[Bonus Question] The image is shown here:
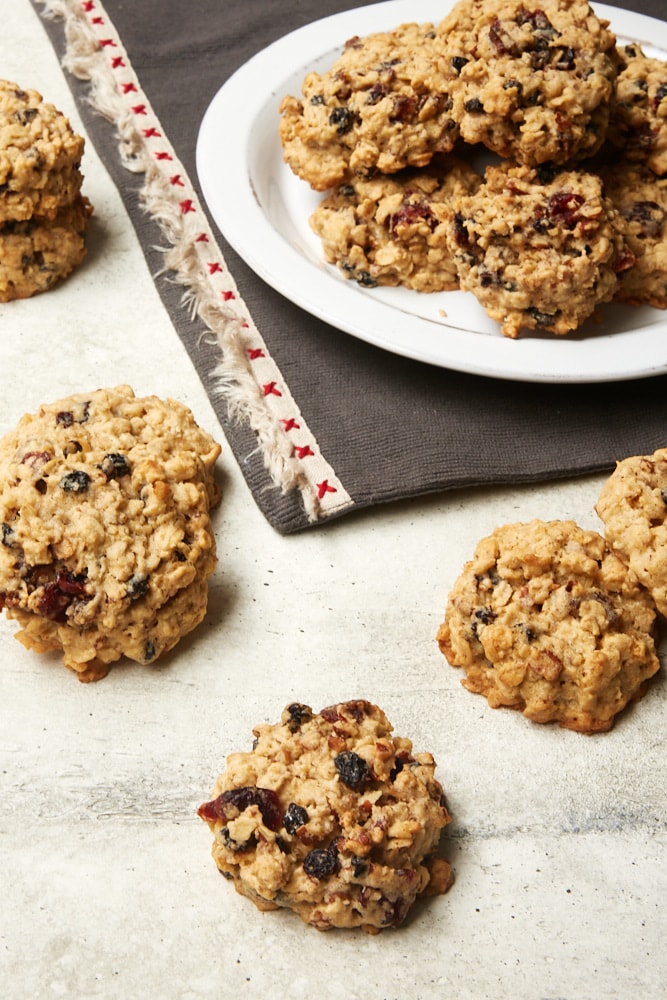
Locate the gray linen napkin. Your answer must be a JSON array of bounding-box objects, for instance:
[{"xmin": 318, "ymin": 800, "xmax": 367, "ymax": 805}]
[{"xmin": 34, "ymin": 0, "xmax": 667, "ymax": 532}]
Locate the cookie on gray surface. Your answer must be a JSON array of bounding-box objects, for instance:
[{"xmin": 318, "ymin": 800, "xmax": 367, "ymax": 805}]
[
  {"xmin": 0, "ymin": 385, "xmax": 221, "ymax": 681},
  {"xmin": 447, "ymin": 161, "xmax": 628, "ymax": 337},
  {"xmin": 596, "ymin": 448, "xmax": 667, "ymax": 616},
  {"xmin": 198, "ymin": 700, "xmax": 453, "ymax": 932},
  {"xmin": 309, "ymin": 155, "xmax": 480, "ymax": 291},
  {"xmin": 437, "ymin": 519, "xmax": 660, "ymax": 733},
  {"xmin": 279, "ymin": 22, "xmax": 459, "ymax": 191},
  {"xmin": 437, "ymin": 0, "xmax": 618, "ymax": 166}
]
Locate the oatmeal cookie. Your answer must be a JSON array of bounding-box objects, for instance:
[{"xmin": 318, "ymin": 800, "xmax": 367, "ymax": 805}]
[
  {"xmin": 437, "ymin": 0, "xmax": 617, "ymax": 165},
  {"xmin": 607, "ymin": 44, "xmax": 667, "ymax": 177},
  {"xmin": 596, "ymin": 448, "xmax": 667, "ymax": 616},
  {"xmin": 309, "ymin": 155, "xmax": 480, "ymax": 291},
  {"xmin": 0, "ymin": 80, "xmax": 85, "ymax": 221},
  {"xmin": 279, "ymin": 22, "xmax": 459, "ymax": 191},
  {"xmin": 0, "ymin": 386, "xmax": 221, "ymax": 681},
  {"xmin": 0, "ymin": 194, "xmax": 93, "ymax": 301},
  {"xmin": 437, "ymin": 520, "xmax": 659, "ymax": 733},
  {"xmin": 447, "ymin": 161, "xmax": 627, "ymax": 337},
  {"xmin": 198, "ymin": 700, "xmax": 453, "ymax": 932},
  {"xmin": 598, "ymin": 159, "xmax": 667, "ymax": 308}
]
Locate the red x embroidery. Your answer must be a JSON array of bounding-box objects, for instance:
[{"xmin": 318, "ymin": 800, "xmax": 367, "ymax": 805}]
[
  {"xmin": 100, "ymin": 38, "xmax": 116, "ymax": 47},
  {"xmin": 196, "ymin": 233, "xmax": 209, "ymax": 242},
  {"xmin": 82, "ymin": 1, "xmax": 95, "ymax": 11},
  {"xmin": 295, "ymin": 445, "xmax": 314, "ymax": 459},
  {"xmin": 207, "ymin": 262, "xmax": 222, "ymax": 274},
  {"xmin": 121, "ymin": 82, "xmax": 137, "ymax": 94},
  {"xmin": 111, "ymin": 56, "xmax": 125, "ymax": 68},
  {"xmin": 179, "ymin": 199, "xmax": 195, "ymax": 214},
  {"xmin": 262, "ymin": 382, "xmax": 282, "ymax": 397},
  {"xmin": 222, "ymin": 290, "xmax": 235, "ymax": 301},
  {"xmin": 248, "ymin": 348, "xmax": 264, "ymax": 360},
  {"xmin": 143, "ymin": 127, "xmax": 160, "ymax": 138},
  {"xmin": 170, "ymin": 174, "xmax": 184, "ymax": 187},
  {"xmin": 281, "ymin": 418, "xmax": 300, "ymax": 431},
  {"xmin": 317, "ymin": 480, "xmax": 337, "ymax": 498},
  {"xmin": 92, "ymin": 16, "xmax": 104, "ymax": 24},
  {"xmin": 131, "ymin": 104, "xmax": 147, "ymax": 116}
]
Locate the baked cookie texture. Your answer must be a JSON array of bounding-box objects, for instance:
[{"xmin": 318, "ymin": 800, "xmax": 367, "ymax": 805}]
[
  {"xmin": 309, "ymin": 155, "xmax": 481, "ymax": 291},
  {"xmin": 0, "ymin": 79, "xmax": 93, "ymax": 300},
  {"xmin": 447, "ymin": 161, "xmax": 627, "ymax": 337},
  {"xmin": 596, "ymin": 449, "xmax": 667, "ymax": 617},
  {"xmin": 437, "ymin": 0, "xmax": 618, "ymax": 166},
  {"xmin": 279, "ymin": 22, "xmax": 459, "ymax": 191},
  {"xmin": 0, "ymin": 80, "xmax": 85, "ymax": 222},
  {"xmin": 607, "ymin": 44, "xmax": 667, "ymax": 178},
  {"xmin": 0, "ymin": 385, "xmax": 221, "ymax": 681},
  {"xmin": 0, "ymin": 194, "xmax": 93, "ymax": 302},
  {"xmin": 598, "ymin": 159, "xmax": 667, "ymax": 308},
  {"xmin": 198, "ymin": 700, "xmax": 453, "ymax": 932},
  {"xmin": 437, "ymin": 520, "xmax": 660, "ymax": 733}
]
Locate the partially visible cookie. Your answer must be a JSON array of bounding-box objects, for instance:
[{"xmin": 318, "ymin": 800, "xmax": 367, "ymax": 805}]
[
  {"xmin": 437, "ymin": 520, "xmax": 660, "ymax": 733},
  {"xmin": 447, "ymin": 161, "xmax": 627, "ymax": 337},
  {"xmin": 309, "ymin": 155, "xmax": 480, "ymax": 291},
  {"xmin": 596, "ymin": 449, "xmax": 667, "ymax": 616},
  {"xmin": 607, "ymin": 44, "xmax": 667, "ymax": 177},
  {"xmin": 0, "ymin": 194, "xmax": 93, "ymax": 301},
  {"xmin": 198, "ymin": 700, "xmax": 453, "ymax": 932},
  {"xmin": 437, "ymin": 0, "xmax": 617, "ymax": 166},
  {"xmin": 0, "ymin": 79, "xmax": 85, "ymax": 221},
  {"xmin": 599, "ymin": 159, "xmax": 667, "ymax": 308},
  {"xmin": 0, "ymin": 386, "xmax": 221, "ymax": 681},
  {"xmin": 279, "ymin": 22, "xmax": 459, "ymax": 191}
]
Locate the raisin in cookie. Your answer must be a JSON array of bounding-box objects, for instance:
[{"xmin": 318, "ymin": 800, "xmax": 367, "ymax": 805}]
[
  {"xmin": 0, "ymin": 386, "xmax": 221, "ymax": 681},
  {"xmin": 279, "ymin": 22, "xmax": 459, "ymax": 191},
  {"xmin": 437, "ymin": 0, "xmax": 617, "ymax": 166},
  {"xmin": 0, "ymin": 194, "xmax": 93, "ymax": 301},
  {"xmin": 447, "ymin": 161, "xmax": 627, "ymax": 337},
  {"xmin": 198, "ymin": 700, "xmax": 453, "ymax": 932},
  {"xmin": 437, "ymin": 520, "xmax": 659, "ymax": 733},
  {"xmin": 0, "ymin": 79, "xmax": 85, "ymax": 222},
  {"xmin": 607, "ymin": 44, "xmax": 667, "ymax": 178},
  {"xmin": 309, "ymin": 155, "xmax": 480, "ymax": 291},
  {"xmin": 598, "ymin": 159, "xmax": 667, "ymax": 308},
  {"xmin": 596, "ymin": 449, "xmax": 667, "ymax": 616}
]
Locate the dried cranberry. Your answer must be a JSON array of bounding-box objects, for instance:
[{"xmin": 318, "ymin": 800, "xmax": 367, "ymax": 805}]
[
  {"xmin": 365, "ymin": 83, "xmax": 385, "ymax": 105},
  {"xmin": 283, "ymin": 802, "xmax": 308, "ymax": 834},
  {"xmin": 99, "ymin": 453, "xmax": 131, "ymax": 480},
  {"xmin": 543, "ymin": 192, "xmax": 585, "ymax": 229},
  {"xmin": 489, "ymin": 19, "xmax": 518, "ymax": 56},
  {"xmin": 61, "ymin": 470, "xmax": 91, "ymax": 493},
  {"xmin": 37, "ymin": 570, "xmax": 88, "ymax": 622},
  {"xmin": 197, "ymin": 786, "xmax": 283, "ymax": 831},
  {"xmin": 390, "ymin": 200, "xmax": 435, "ymax": 235},
  {"xmin": 334, "ymin": 751, "xmax": 370, "ymax": 790},
  {"xmin": 391, "ymin": 94, "xmax": 417, "ymax": 122},
  {"xmin": 303, "ymin": 845, "xmax": 340, "ymax": 879}
]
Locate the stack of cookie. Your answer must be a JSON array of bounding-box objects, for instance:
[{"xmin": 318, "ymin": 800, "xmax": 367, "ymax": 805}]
[
  {"xmin": 280, "ymin": 0, "xmax": 667, "ymax": 338},
  {"xmin": 0, "ymin": 79, "xmax": 93, "ymax": 302}
]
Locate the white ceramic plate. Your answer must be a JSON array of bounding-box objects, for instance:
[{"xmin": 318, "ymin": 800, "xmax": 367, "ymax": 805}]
[{"xmin": 197, "ymin": 1, "xmax": 667, "ymax": 383}]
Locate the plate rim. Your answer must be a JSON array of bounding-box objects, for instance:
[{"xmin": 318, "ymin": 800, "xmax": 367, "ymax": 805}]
[{"xmin": 196, "ymin": 0, "xmax": 667, "ymax": 384}]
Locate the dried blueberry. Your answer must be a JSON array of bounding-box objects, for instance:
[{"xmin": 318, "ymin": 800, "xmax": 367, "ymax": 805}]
[
  {"xmin": 1, "ymin": 523, "xmax": 14, "ymax": 547},
  {"xmin": 356, "ymin": 271, "xmax": 378, "ymax": 288},
  {"xmin": 474, "ymin": 606, "xmax": 497, "ymax": 625},
  {"xmin": 351, "ymin": 856, "xmax": 369, "ymax": 878},
  {"xmin": 99, "ymin": 453, "xmax": 131, "ymax": 480},
  {"xmin": 144, "ymin": 640, "xmax": 157, "ymax": 661},
  {"xmin": 61, "ymin": 470, "xmax": 91, "ymax": 493},
  {"xmin": 283, "ymin": 802, "xmax": 309, "ymax": 834},
  {"xmin": 126, "ymin": 575, "xmax": 149, "ymax": 599},
  {"xmin": 283, "ymin": 702, "xmax": 312, "ymax": 733},
  {"xmin": 329, "ymin": 106, "xmax": 356, "ymax": 134},
  {"xmin": 451, "ymin": 56, "xmax": 469, "ymax": 73},
  {"xmin": 334, "ymin": 750, "xmax": 370, "ymax": 789},
  {"xmin": 303, "ymin": 845, "xmax": 340, "ymax": 879},
  {"xmin": 464, "ymin": 97, "xmax": 485, "ymax": 114}
]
